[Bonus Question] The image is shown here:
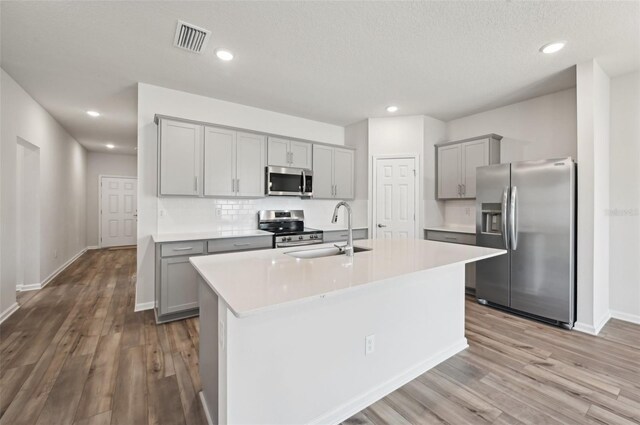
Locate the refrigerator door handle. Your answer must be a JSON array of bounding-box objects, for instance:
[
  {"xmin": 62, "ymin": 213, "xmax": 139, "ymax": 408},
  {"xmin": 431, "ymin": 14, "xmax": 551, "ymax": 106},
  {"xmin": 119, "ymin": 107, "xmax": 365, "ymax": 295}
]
[
  {"xmin": 509, "ymin": 186, "xmax": 518, "ymax": 250},
  {"xmin": 501, "ymin": 187, "xmax": 510, "ymax": 250}
]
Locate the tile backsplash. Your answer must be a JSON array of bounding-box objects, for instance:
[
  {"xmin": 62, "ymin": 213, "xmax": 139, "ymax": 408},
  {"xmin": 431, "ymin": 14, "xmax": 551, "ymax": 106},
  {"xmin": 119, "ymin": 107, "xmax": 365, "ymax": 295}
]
[
  {"xmin": 157, "ymin": 197, "xmax": 368, "ymax": 234},
  {"xmin": 443, "ymin": 199, "xmax": 476, "ymax": 227}
]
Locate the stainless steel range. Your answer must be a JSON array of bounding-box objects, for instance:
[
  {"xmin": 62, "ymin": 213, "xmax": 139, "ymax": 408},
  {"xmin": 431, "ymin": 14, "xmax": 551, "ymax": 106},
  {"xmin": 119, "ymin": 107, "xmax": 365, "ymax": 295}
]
[{"xmin": 258, "ymin": 210, "xmax": 323, "ymax": 248}]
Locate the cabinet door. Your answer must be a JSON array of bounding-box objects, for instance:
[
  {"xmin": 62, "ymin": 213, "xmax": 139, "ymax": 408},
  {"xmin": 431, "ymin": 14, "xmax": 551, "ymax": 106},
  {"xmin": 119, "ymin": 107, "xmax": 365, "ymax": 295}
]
[
  {"xmin": 334, "ymin": 148, "xmax": 354, "ymax": 199},
  {"xmin": 203, "ymin": 126, "xmax": 236, "ymax": 197},
  {"xmin": 312, "ymin": 145, "xmax": 334, "ymax": 198},
  {"xmin": 267, "ymin": 137, "xmax": 290, "ymax": 166},
  {"xmin": 437, "ymin": 144, "xmax": 462, "ymax": 199},
  {"xmin": 160, "ymin": 257, "xmax": 199, "ymax": 315},
  {"xmin": 461, "ymin": 139, "xmax": 489, "ymax": 198},
  {"xmin": 159, "ymin": 119, "xmax": 202, "ymax": 196},
  {"xmin": 289, "ymin": 141, "xmax": 312, "ymax": 169},
  {"xmin": 236, "ymin": 132, "xmax": 265, "ymax": 197}
]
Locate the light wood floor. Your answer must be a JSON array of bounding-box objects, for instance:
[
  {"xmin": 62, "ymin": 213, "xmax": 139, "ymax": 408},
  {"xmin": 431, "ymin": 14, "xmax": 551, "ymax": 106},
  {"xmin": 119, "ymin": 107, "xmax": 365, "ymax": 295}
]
[{"xmin": 1, "ymin": 249, "xmax": 638, "ymax": 425}]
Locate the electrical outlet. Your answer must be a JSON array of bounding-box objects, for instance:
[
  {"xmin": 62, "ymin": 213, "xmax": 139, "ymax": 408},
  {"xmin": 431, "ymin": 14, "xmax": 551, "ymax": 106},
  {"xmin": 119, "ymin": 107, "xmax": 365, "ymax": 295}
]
[
  {"xmin": 159, "ymin": 209, "xmax": 165, "ymax": 217},
  {"xmin": 216, "ymin": 208, "xmax": 222, "ymax": 217},
  {"xmin": 465, "ymin": 207, "xmax": 471, "ymax": 216},
  {"xmin": 365, "ymin": 334, "xmax": 375, "ymax": 355}
]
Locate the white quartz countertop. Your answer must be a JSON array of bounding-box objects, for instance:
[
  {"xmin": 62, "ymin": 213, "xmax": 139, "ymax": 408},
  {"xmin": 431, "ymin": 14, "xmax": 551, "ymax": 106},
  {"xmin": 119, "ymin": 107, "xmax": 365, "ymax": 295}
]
[
  {"xmin": 152, "ymin": 229, "xmax": 272, "ymax": 243},
  {"xmin": 190, "ymin": 239, "xmax": 505, "ymax": 318},
  {"xmin": 424, "ymin": 225, "xmax": 476, "ymax": 235}
]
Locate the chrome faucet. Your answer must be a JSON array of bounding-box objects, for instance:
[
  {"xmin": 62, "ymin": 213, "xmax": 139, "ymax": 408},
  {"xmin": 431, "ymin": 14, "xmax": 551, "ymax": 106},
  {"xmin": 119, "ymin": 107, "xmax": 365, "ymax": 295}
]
[{"xmin": 331, "ymin": 201, "xmax": 353, "ymax": 256}]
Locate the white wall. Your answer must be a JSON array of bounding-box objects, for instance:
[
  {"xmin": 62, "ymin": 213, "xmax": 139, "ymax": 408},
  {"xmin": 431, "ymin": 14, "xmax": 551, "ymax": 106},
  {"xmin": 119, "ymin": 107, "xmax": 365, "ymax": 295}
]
[
  {"xmin": 609, "ymin": 71, "xmax": 640, "ymax": 324},
  {"xmin": 368, "ymin": 115, "xmax": 443, "ymax": 235},
  {"xmin": 575, "ymin": 60, "xmax": 611, "ymax": 334},
  {"xmin": 423, "ymin": 116, "xmax": 447, "ymax": 228},
  {"xmin": 86, "ymin": 152, "xmax": 137, "ymax": 247},
  {"xmin": 1, "ymin": 69, "xmax": 87, "ymax": 318},
  {"xmin": 345, "ymin": 120, "xmax": 369, "ymax": 228},
  {"xmin": 137, "ymin": 83, "xmax": 347, "ymax": 310},
  {"xmin": 446, "ymin": 87, "xmax": 577, "ymax": 163},
  {"xmin": 443, "ymin": 88, "xmax": 578, "ymax": 227}
]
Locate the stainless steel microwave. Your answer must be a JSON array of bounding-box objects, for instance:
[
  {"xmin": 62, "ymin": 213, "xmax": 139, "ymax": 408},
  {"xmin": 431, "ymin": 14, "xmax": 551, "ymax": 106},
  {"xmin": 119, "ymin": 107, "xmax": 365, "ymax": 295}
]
[{"xmin": 266, "ymin": 166, "xmax": 313, "ymax": 197}]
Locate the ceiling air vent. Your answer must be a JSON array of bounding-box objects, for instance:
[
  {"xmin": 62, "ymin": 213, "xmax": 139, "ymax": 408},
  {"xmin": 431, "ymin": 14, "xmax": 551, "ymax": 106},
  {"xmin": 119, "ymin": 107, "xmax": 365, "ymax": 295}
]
[{"xmin": 173, "ymin": 20, "xmax": 211, "ymax": 54}]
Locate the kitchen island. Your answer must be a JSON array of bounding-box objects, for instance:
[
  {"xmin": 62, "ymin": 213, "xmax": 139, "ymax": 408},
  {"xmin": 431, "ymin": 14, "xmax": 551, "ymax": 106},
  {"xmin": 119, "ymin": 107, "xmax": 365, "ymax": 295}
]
[{"xmin": 190, "ymin": 239, "xmax": 505, "ymax": 425}]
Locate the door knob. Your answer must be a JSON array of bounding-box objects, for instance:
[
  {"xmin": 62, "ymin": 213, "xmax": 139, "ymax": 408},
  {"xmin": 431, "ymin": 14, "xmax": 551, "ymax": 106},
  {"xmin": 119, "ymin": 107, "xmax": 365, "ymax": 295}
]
[{"xmin": 377, "ymin": 224, "xmax": 387, "ymax": 228}]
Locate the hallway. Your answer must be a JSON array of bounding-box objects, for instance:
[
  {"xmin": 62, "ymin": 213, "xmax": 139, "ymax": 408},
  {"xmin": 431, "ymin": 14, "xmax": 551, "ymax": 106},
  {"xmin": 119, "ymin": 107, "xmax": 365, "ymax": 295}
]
[{"xmin": 1, "ymin": 248, "xmax": 206, "ymax": 425}]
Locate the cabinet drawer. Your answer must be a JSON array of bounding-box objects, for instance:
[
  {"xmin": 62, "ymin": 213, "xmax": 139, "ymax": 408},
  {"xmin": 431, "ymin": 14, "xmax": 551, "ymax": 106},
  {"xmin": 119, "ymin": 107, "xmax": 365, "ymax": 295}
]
[
  {"xmin": 208, "ymin": 236, "xmax": 273, "ymax": 253},
  {"xmin": 323, "ymin": 228, "xmax": 368, "ymax": 243},
  {"xmin": 160, "ymin": 241, "xmax": 205, "ymax": 257},
  {"xmin": 426, "ymin": 231, "xmax": 476, "ymax": 245}
]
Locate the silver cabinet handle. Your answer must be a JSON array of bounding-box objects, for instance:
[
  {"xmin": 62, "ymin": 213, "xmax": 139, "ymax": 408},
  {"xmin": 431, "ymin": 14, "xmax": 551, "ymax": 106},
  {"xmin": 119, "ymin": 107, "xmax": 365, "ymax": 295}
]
[
  {"xmin": 377, "ymin": 224, "xmax": 387, "ymax": 228},
  {"xmin": 173, "ymin": 247, "xmax": 193, "ymax": 251},
  {"xmin": 509, "ymin": 186, "xmax": 518, "ymax": 250},
  {"xmin": 301, "ymin": 170, "xmax": 306, "ymax": 194},
  {"xmin": 501, "ymin": 187, "xmax": 510, "ymax": 250},
  {"xmin": 233, "ymin": 243, "xmax": 251, "ymax": 247},
  {"xmin": 194, "ymin": 176, "xmax": 198, "ymax": 192},
  {"xmin": 444, "ymin": 236, "xmax": 458, "ymax": 241},
  {"xmin": 232, "ymin": 178, "xmax": 235, "ymax": 192},
  {"xmin": 461, "ymin": 184, "xmax": 466, "ymax": 196},
  {"xmin": 236, "ymin": 178, "xmax": 240, "ymax": 193}
]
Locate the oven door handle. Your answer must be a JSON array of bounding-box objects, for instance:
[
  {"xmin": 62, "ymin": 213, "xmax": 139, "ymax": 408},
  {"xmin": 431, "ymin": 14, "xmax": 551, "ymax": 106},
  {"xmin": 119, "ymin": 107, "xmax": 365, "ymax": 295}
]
[{"xmin": 278, "ymin": 240, "xmax": 324, "ymax": 248}]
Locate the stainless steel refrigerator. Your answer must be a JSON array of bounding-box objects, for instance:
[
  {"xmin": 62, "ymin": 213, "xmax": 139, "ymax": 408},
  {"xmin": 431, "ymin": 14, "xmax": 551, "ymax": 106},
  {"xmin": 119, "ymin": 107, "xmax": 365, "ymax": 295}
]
[{"xmin": 475, "ymin": 158, "xmax": 576, "ymax": 327}]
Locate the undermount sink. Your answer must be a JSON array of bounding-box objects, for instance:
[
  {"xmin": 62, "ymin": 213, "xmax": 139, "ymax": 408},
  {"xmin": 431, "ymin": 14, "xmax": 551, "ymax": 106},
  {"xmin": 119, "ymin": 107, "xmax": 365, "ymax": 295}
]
[{"xmin": 286, "ymin": 246, "xmax": 372, "ymax": 259}]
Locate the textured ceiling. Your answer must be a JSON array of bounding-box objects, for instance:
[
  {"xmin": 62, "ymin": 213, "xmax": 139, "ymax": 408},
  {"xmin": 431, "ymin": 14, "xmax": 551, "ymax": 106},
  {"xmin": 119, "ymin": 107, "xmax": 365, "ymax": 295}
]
[{"xmin": 1, "ymin": 1, "xmax": 639, "ymax": 153}]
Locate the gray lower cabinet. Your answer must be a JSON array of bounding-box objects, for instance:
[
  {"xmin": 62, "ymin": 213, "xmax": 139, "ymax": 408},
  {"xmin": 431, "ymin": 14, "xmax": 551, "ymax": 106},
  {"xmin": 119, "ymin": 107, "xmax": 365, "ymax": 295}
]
[
  {"xmin": 155, "ymin": 235, "xmax": 273, "ymax": 323},
  {"xmin": 323, "ymin": 228, "xmax": 368, "ymax": 243},
  {"xmin": 425, "ymin": 229, "xmax": 477, "ymax": 291},
  {"xmin": 160, "ymin": 256, "xmax": 200, "ymax": 315}
]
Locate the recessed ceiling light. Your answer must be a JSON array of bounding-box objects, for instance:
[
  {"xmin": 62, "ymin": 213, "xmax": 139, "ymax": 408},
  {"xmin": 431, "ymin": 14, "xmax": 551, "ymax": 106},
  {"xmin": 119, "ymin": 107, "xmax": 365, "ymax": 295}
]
[
  {"xmin": 87, "ymin": 110, "xmax": 100, "ymax": 117},
  {"xmin": 215, "ymin": 48, "xmax": 234, "ymax": 61},
  {"xmin": 540, "ymin": 41, "xmax": 566, "ymax": 54},
  {"xmin": 106, "ymin": 144, "xmax": 115, "ymax": 149},
  {"xmin": 386, "ymin": 105, "xmax": 398, "ymax": 113}
]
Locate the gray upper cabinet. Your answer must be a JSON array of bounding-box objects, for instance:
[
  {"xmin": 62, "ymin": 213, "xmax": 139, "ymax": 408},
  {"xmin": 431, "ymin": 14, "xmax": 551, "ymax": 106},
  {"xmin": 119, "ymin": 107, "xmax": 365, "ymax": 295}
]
[
  {"xmin": 268, "ymin": 137, "xmax": 312, "ymax": 169},
  {"xmin": 312, "ymin": 145, "xmax": 354, "ymax": 200},
  {"xmin": 333, "ymin": 148, "xmax": 355, "ymax": 199},
  {"xmin": 236, "ymin": 132, "xmax": 266, "ymax": 197},
  {"xmin": 159, "ymin": 119, "xmax": 203, "ymax": 196},
  {"xmin": 437, "ymin": 144, "xmax": 462, "ymax": 199},
  {"xmin": 203, "ymin": 126, "xmax": 265, "ymax": 198},
  {"xmin": 203, "ymin": 126, "xmax": 236, "ymax": 197},
  {"xmin": 437, "ymin": 134, "xmax": 501, "ymax": 199}
]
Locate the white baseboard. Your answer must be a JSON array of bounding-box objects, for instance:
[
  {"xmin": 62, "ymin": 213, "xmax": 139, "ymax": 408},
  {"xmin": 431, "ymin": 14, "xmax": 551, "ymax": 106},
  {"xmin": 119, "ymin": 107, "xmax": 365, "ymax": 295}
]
[
  {"xmin": 86, "ymin": 245, "xmax": 100, "ymax": 250},
  {"xmin": 38, "ymin": 247, "xmax": 88, "ymax": 290},
  {"xmin": 610, "ymin": 309, "xmax": 640, "ymax": 325},
  {"xmin": 0, "ymin": 302, "xmax": 20, "ymax": 325},
  {"xmin": 16, "ymin": 282, "xmax": 42, "ymax": 292},
  {"xmin": 309, "ymin": 338, "xmax": 469, "ymax": 425},
  {"xmin": 134, "ymin": 301, "xmax": 155, "ymax": 312},
  {"xmin": 573, "ymin": 322, "xmax": 597, "ymax": 335},
  {"xmin": 574, "ymin": 311, "xmax": 612, "ymax": 336},
  {"xmin": 199, "ymin": 391, "xmax": 214, "ymax": 425}
]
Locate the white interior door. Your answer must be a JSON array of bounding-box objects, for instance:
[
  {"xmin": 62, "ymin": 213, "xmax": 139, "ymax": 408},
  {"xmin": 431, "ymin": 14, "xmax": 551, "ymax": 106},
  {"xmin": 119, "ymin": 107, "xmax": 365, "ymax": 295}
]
[
  {"xmin": 375, "ymin": 158, "xmax": 416, "ymax": 239},
  {"xmin": 101, "ymin": 177, "xmax": 137, "ymax": 247}
]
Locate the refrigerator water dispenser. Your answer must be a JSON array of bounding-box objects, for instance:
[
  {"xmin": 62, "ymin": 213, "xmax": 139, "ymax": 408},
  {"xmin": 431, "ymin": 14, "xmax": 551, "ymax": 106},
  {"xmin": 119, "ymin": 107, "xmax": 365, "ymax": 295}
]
[{"xmin": 480, "ymin": 203, "xmax": 502, "ymax": 235}]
